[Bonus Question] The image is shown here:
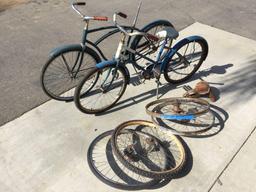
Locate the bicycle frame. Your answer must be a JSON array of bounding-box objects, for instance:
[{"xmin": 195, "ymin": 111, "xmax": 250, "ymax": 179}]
[
  {"xmin": 96, "ymin": 34, "xmax": 208, "ymax": 74},
  {"xmin": 86, "ymin": 25, "xmax": 142, "ymax": 60},
  {"xmin": 50, "ymin": 1, "xmax": 177, "ymax": 87},
  {"xmin": 122, "ymin": 37, "xmax": 171, "ymax": 73},
  {"xmin": 95, "ymin": 29, "xmax": 209, "ymax": 99},
  {"xmin": 49, "ymin": 24, "xmax": 141, "ymax": 78},
  {"xmin": 96, "ymin": 30, "xmax": 173, "ymax": 74}
]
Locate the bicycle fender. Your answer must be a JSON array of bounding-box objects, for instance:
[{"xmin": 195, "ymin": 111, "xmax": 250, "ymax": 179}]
[
  {"xmin": 96, "ymin": 60, "xmax": 117, "ymax": 68},
  {"xmin": 130, "ymin": 20, "xmax": 174, "ymax": 49},
  {"xmin": 50, "ymin": 44, "xmax": 83, "ymax": 57},
  {"xmin": 172, "ymin": 36, "xmax": 209, "ymax": 60},
  {"xmin": 96, "ymin": 60, "xmax": 130, "ymax": 84}
]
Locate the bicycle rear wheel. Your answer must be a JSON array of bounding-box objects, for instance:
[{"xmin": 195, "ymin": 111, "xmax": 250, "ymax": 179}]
[
  {"xmin": 131, "ymin": 20, "xmax": 174, "ymax": 67},
  {"xmin": 41, "ymin": 47, "xmax": 100, "ymax": 101},
  {"xmin": 74, "ymin": 65, "xmax": 128, "ymax": 114},
  {"xmin": 111, "ymin": 120, "xmax": 186, "ymax": 179},
  {"xmin": 164, "ymin": 38, "xmax": 208, "ymax": 83}
]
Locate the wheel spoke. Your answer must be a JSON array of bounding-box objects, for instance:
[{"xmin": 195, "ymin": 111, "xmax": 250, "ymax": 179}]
[
  {"xmin": 76, "ymin": 66, "xmax": 126, "ymax": 113},
  {"xmin": 42, "ymin": 50, "xmax": 98, "ymax": 100},
  {"xmin": 112, "ymin": 121, "xmax": 186, "ymax": 179},
  {"xmin": 164, "ymin": 40, "xmax": 205, "ymax": 82}
]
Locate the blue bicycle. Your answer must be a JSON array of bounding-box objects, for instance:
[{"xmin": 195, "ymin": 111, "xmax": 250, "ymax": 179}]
[
  {"xmin": 74, "ymin": 12, "xmax": 209, "ymax": 114},
  {"xmin": 40, "ymin": 1, "xmax": 173, "ymax": 101}
]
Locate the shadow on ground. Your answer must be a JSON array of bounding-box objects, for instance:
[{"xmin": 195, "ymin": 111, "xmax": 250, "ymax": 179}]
[
  {"xmin": 186, "ymin": 104, "xmax": 229, "ymax": 138},
  {"xmin": 87, "ymin": 129, "xmax": 192, "ymax": 190},
  {"xmin": 96, "ymin": 63, "xmax": 233, "ymax": 116},
  {"xmin": 219, "ymin": 57, "xmax": 256, "ymax": 106}
]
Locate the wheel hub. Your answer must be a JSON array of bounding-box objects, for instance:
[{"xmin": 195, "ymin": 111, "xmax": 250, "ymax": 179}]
[{"xmin": 123, "ymin": 145, "xmax": 140, "ymax": 162}]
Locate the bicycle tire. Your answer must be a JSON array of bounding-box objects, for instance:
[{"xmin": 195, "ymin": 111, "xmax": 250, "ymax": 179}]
[
  {"xmin": 41, "ymin": 46, "xmax": 101, "ymax": 101},
  {"xmin": 74, "ymin": 65, "xmax": 128, "ymax": 114},
  {"xmin": 87, "ymin": 130, "xmax": 161, "ymax": 190},
  {"xmin": 111, "ymin": 120, "xmax": 186, "ymax": 179},
  {"xmin": 164, "ymin": 38, "xmax": 208, "ymax": 83}
]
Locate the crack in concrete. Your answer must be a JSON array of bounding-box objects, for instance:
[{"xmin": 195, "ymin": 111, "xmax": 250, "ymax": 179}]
[{"xmin": 208, "ymin": 126, "xmax": 256, "ymax": 191}]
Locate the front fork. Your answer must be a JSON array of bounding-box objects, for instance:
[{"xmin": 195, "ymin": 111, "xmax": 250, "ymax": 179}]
[
  {"xmin": 155, "ymin": 38, "xmax": 173, "ymax": 99},
  {"xmin": 100, "ymin": 66, "xmax": 117, "ymax": 93},
  {"xmin": 71, "ymin": 21, "xmax": 89, "ymax": 78},
  {"xmin": 100, "ymin": 33, "xmax": 126, "ymax": 92}
]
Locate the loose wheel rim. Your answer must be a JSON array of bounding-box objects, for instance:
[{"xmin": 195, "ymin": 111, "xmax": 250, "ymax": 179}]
[
  {"xmin": 111, "ymin": 120, "xmax": 186, "ymax": 179},
  {"xmin": 87, "ymin": 130, "xmax": 160, "ymax": 190},
  {"xmin": 146, "ymin": 97, "xmax": 210, "ymax": 119},
  {"xmin": 146, "ymin": 98, "xmax": 213, "ymax": 135},
  {"xmin": 152, "ymin": 110, "xmax": 215, "ymax": 136}
]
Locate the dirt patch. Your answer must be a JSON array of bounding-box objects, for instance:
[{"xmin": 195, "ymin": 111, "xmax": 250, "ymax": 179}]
[{"xmin": 0, "ymin": 0, "xmax": 28, "ymax": 12}]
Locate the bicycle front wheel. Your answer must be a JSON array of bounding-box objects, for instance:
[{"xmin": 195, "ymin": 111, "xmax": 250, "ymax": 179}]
[
  {"xmin": 41, "ymin": 47, "xmax": 101, "ymax": 101},
  {"xmin": 74, "ymin": 65, "xmax": 128, "ymax": 114},
  {"xmin": 164, "ymin": 38, "xmax": 208, "ymax": 83}
]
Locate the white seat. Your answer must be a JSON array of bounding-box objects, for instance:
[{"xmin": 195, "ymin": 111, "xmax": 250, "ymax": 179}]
[{"xmin": 156, "ymin": 27, "xmax": 179, "ymax": 39}]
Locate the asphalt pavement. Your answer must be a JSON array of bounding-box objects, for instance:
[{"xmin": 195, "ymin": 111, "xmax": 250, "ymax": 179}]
[{"xmin": 0, "ymin": 0, "xmax": 256, "ymax": 126}]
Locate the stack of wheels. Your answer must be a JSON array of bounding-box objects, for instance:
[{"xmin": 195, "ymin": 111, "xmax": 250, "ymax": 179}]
[
  {"xmin": 88, "ymin": 120, "xmax": 186, "ymax": 190},
  {"xmin": 146, "ymin": 97, "xmax": 215, "ymax": 136}
]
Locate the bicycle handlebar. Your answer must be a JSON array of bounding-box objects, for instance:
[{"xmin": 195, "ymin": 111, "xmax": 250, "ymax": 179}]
[
  {"xmin": 113, "ymin": 12, "xmax": 159, "ymax": 42},
  {"xmin": 71, "ymin": 1, "xmax": 108, "ymax": 21}
]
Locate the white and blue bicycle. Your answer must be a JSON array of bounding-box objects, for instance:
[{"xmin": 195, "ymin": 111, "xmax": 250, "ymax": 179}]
[{"xmin": 74, "ymin": 11, "xmax": 209, "ymax": 114}]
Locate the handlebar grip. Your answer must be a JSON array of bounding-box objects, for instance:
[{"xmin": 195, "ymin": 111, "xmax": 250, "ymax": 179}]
[
  {"xmin": 94, "ymin": 16, "xmax": 108, "ymax": 21},
  {"xmin": 73, "ymin": 2, "xmax": 86, "ymax": 6},
  {"xmin": 117, "ymin": 12, "xmax": 127, "ymax": 19}
]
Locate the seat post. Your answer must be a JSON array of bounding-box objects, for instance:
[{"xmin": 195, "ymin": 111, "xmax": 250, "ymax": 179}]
[{"xmin": 81, "ymin": 20, "xmax": 89, "ymax": 46}]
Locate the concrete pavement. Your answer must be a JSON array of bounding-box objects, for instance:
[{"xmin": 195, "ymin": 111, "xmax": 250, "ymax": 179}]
[
  {"xmin": 0, "ymin": 23, "xmax": 255, "ymax": 192},
  {"xmin": 210, "ymin": 126, "xmax": 256, "ymax": 192}
]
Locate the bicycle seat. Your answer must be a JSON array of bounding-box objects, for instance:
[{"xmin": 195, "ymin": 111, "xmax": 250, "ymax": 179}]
[{"xmin": 156, "ymin": 27, "xmax": 179, "ymax": 40}]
